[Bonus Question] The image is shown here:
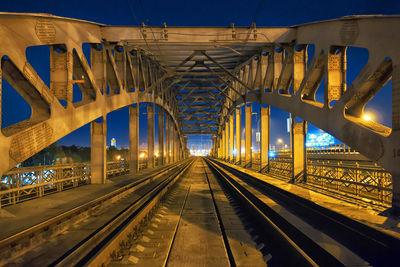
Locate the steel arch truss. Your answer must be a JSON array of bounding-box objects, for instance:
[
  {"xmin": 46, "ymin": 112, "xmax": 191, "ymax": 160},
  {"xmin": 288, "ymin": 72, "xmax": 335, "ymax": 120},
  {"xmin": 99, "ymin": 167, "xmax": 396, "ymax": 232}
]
[{"xmin": 0, "ymin": 13, "xmax": 400, "ymax": 179}]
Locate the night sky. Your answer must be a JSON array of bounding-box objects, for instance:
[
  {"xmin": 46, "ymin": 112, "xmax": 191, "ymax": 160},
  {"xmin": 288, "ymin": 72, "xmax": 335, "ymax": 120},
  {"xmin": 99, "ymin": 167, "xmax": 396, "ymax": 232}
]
[{"xmin": 1, "ymin": 0, "xmax": 399, "ymax": 150}]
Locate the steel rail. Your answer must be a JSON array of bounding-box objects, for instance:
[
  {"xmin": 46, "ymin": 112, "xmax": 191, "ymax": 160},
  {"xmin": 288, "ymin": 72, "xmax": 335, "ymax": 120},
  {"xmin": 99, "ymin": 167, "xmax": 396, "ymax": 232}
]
[
  {"xmin": 209, "ymin": 158, "xmax": 400, "ymax": 266},
  {"xmin": 53, "ymin": 158, "xmax": 195, "ymax": 266},
  {"xmin": 204, "ymin": 158, "xmax": 320, "ymax": 266},
  {"xmin": 0, "ymin": 161, "xmax": 186, "ymax": 259}
]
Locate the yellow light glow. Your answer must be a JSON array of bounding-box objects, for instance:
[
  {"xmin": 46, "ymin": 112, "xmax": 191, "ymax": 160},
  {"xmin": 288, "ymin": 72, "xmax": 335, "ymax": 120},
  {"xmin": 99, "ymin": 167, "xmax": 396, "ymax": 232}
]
[
  {"xmin": 115, "ymin": 155, "xmax": 121, "ymax": 160},
  {"xmin": 277, "ymin": 138, "xmax": 283, "ymax": 144},
  {"xmin": 154, "ymin": 152, "xmax": 159, "ymax": 157},
  {"xmin": 363, "ymin": 113, "xmax": 373, "ymax": 121},
  {"xmin": 139, "ymin": 153, "xmax": 145, "ymax": 158}
]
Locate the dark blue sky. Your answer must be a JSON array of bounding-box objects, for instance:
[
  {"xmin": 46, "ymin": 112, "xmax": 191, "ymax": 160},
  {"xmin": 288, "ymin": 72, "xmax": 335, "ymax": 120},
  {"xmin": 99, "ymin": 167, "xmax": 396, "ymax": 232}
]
[{"xmin": 1, "ymin": 0, "xmax": 399, "ymax": 149}]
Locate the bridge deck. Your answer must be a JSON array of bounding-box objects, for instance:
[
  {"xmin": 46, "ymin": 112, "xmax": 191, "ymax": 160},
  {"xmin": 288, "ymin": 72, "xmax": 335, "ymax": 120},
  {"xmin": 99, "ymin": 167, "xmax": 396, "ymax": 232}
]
[
  {"xmin": 0, "ymin": 164, "xmax": 172, "ymax": 240},
  {"xmin": 214, "ymin": 159, "xmax": 400, "ymax": 240}
]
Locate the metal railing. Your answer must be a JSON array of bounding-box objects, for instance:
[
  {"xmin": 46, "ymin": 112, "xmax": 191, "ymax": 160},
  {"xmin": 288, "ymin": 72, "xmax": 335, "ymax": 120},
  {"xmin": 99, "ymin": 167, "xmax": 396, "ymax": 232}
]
[
  {"xmin": 268, "ymin": 153, "xmax": 293, "ymax": 180},
  {"xmin": 306, "ymin": 144, "xmax": 358, "ymax": 155},
  {"xmin": 231, "ymin": 146, "xmax": 392, "ymax": 206},
  {"xmin": 0, "ymin": 160, "xmax": 139, "ymax": 207},
  {"xmin": 307, "ymin": 160, "xmax": 392, "ymax": 204}
]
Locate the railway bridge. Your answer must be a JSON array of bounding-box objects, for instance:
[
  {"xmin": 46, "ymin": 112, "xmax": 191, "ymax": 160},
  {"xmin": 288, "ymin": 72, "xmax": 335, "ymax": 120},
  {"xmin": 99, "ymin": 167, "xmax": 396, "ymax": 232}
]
[{"xmin": 0, "ymin": 13, "xmax": 400, "ymax": 266}]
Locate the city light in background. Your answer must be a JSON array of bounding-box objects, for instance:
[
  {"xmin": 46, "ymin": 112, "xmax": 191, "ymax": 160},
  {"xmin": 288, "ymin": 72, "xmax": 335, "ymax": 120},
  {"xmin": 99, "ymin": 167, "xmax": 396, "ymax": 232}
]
[{"xmin": 188, "ymin": 134, "xmax": 213, "ymax": 156}]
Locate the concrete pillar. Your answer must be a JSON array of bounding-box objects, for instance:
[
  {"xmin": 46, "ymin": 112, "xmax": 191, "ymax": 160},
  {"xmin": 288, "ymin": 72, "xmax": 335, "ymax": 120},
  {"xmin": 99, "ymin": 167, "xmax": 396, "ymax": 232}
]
[
  {"xmin": 225, "ymin": 121, "xmax": 229, "ymax": 161},
  {"xmin": 229, "ymin": 114, "xmax": 234, "ymax": 162},
  {"xmin": 91, "ymin": 117, "xmax": 107, "ymax": 184},
  {"xmin": 260, "ymin": 105, "xmax": 270, "ymax": 171},
  {"xmin": 172, "ymin": 126, "xmax": 176, "ymax": 162},
  {"xmin": 235, "ymin": 108, "xmax": 241, "ymax": 164},
  {"xmin": 291, "ymin": 119, "xmax": 307, "ymax": 182},
  {"xmin": 245, "ymin": 104, "xmax": 252, "ymax": 167},
  {"xmin": 158, "ymin": 107, "xmax": 164, "ymax": 166},
  {"xmin": 147, "ymin": 103, "xmax": 155, "ymax": 169},
  {"xmin": 166, "ymin": 116, "xmax": 171, "ymax": 164},
  {"xmin": 129, "ymin": 104, "xmax": 139, "ymax": 174},
  {"xmin": 218, "ymin": 136, "xmax": 222, "ymax": 158},
  {"xmin": 220, "ymin": 129, "xmax": 225, "ymax": 159}
]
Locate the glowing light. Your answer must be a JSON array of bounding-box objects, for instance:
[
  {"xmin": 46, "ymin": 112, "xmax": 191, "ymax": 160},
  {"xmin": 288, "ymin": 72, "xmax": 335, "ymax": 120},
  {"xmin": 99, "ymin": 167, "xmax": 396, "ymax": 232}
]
[
  {"xmin": 306, "ymin": 132, "xmax": 335, "ymax": 147},
  {"xmin": 139, "ymin": 153, "xmax": 145, "ymax": 158},
  {"xmin": 115, "ymin": 155, "xmax": 121, "ymax": 160},
  {"xmin": 268, "ymin": 151, "xmax": 276, "ymax": 158},
  {"xmin": 277, "ymin": 138, "xmax": 283, "ymax": 144},
  {"xmin": 363, "ymin": 113, "xmax": 373, "ymax": 121},
  {"xmin": 154, "ymin": 152, "xmax": 159, "ymax": 157}
]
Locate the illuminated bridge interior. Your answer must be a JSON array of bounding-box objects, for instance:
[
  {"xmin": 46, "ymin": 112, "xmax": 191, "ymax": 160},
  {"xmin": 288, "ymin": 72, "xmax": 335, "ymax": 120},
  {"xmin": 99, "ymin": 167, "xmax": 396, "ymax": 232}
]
[{"xmin": 0, "ymin": 10, "xmax": 400, "ymax": 267}]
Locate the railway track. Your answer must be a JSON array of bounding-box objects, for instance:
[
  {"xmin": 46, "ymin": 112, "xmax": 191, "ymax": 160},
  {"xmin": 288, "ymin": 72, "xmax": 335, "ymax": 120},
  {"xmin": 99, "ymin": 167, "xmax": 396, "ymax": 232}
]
[
  {"xmin": 3, "ymin": 157, "xmax": 399, "ymax": 266},
  {"xmin": 205, "ymin": 157, "xmax": 400, "ymax": 266},
  {"xmin": 0, "ymin": 159, "xmax": 194, "ymax": 266}
]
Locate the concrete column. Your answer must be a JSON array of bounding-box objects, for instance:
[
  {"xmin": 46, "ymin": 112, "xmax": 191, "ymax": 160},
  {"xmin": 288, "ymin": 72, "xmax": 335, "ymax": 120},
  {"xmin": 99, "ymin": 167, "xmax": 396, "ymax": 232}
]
[
  {"xmin": 245, "ymin": 104, "xmax": 252, "ymax": 167},
  {"xmin": 147, "ymin": 103, "xmax": 155, "ymax": 169},
  {"xmin": 129, "ymin": 104, "xmax": 139, "ymax": 174},
  {"xmin": 229, "ymin": 114, "xmax": 234, "ymax": 162},
  {"xmin": 171, "ymin": 126, "xmax": 176, "ymax": 162},
  {"xmin": 235, "ymin": 108, "xmax": 241, "ymax": 164},
  {"xmin": 220, "ymin": 129, "xmax": 225, "ymax": 159},
  {"xmin": 158, "ymin": 107, "xmax": 164, "ymax": 166},
  {"xmin": 260, "ymin": 105, "xmax": 270, "ymax": 171},
  {"xmin": 91, "ymin": 117, "xmax": 107, "ymax": 184},
  {"xmin": 225, "ymin": 121, "xmax": 229, "ymax": 161},
  {"xmin": 166, "ymin": 116, "xmax": 171, "ymax": 164},
  {"xmin": 291, "ymin": 119, "xmax": 307, "ymax": 182}
]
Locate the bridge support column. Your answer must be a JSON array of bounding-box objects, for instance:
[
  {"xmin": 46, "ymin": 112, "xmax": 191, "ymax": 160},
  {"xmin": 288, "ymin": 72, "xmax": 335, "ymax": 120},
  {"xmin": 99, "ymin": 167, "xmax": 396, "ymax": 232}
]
[
  {"xmin": 158, "ymin": 107, "xmax": 164, "ymax": 166},
  {"xmin": 229, "ymin": 113, "xmax": 234, "ymax": 162},
  {"xmin": 245, "ymin": 104, "xmax": 252, "ymax": 168},
  {"xmin": 260, "ymin": 104, "xmax": 270, "ymax": 171},
  {"xmin": 225, "ymin": 120, "xmax": 229, "ymax": 161},
  {"xmin": 91, "ymin": 117, "xmax": 107, "ymax": 184},
  {"xmin": 235, "ymin": 108, "xmax": 241, "ymax": 164},
  {"xmin": 166, "ymin": 116, "xmax": 171, "ymax": 164},
  {"xmin": 129, "ymin": 104, "xmax": 139, "ymax": 174},
  {"xmin": 148, "ymin": 104, "xmax": 155, "ymax": 169},
  {"xmin": 220, "ymin": 129, "xmax": 225, "ymax": 159},
  {"xmin": 172, "ymin": 126, "xmax": 176, "ymax": 162},
  {"xmin": 291, "ymin": 119, "xmax": 307, "ymax": 183}
]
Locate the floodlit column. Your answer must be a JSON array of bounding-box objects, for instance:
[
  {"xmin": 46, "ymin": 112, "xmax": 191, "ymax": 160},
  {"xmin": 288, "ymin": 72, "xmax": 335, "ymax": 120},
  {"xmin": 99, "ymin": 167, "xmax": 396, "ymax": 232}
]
[
  {"xmin": 220, "ymin": 129, "xmax": 225, "ymax": 159},
  {"xmin": 291, "ymin": 119, "xmax": 307, "ymax": 182},
  {"xmin": 172, "ymin": 126, "xmax": 176, "ymax": 162},
  {"xmin": 91, "ymin": 117, "xmax": 107, "ymax": 184},
  {"xmin": 147, "ymin": 104, "xmax": 155, "ymax": 169},
  {"xmin": 260, "ymin": 105, "xmax": 270, "ymax": 171},
  {"xmin": 229, "ymin": 114, "xmax": 234, "ymax": 162},
  {"xmin": 129, "ymin": 104, "xmax": 139, "ymax": 174},
  {"xmin": 235, "ymin": 108, "xmax": 241, "ymax": 164},
  {"xmin": 225, "ymin": 121, "xmax": 229, "ymax": 161},
  {"xmin": 166, "ymin": 116, "xmax": 171, "ymax": 164},
  {"xmin": 158, "ymin": 107, "xmax": 164, "ymax": 166},
  {"xmin": 245, "ymin": 104, "xmax": 252, "ymax": 167}
]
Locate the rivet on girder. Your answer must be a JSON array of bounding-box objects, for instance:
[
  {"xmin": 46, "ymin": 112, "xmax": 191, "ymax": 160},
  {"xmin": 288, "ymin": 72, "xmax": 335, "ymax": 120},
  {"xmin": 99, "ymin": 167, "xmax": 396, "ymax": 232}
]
[
  {"xmin": 163, "ymin": 22, "xmax": 168, "ymax": 40},
  {"xmin": 251, "ymin": 22, "xmax": 257, "ymax": 39},
  {"xmin": 231, "ymin": 23, "xmax": 236, "ymax": 39},
  {"xmin": 141, "ymin": 22, "xmax": 147, "ymax": 39}
]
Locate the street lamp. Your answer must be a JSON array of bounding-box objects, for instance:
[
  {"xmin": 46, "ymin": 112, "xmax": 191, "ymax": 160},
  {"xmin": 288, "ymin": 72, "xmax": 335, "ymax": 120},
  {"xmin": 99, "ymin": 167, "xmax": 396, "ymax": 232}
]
[
  {"xmin": 277, "ymin": 138, "xmax": 283, "ymax": 151},
  {"xmin": 362, "ymin": 112, "xmax": 373, "ymax": 121}
]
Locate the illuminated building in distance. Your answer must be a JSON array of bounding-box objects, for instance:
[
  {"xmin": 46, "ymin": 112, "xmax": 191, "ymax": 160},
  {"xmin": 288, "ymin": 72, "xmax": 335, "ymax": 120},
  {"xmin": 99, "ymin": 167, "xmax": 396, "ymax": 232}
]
[{"xmin": 111, "ymin": 138, "xmax": 117, "ymax": 148}]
